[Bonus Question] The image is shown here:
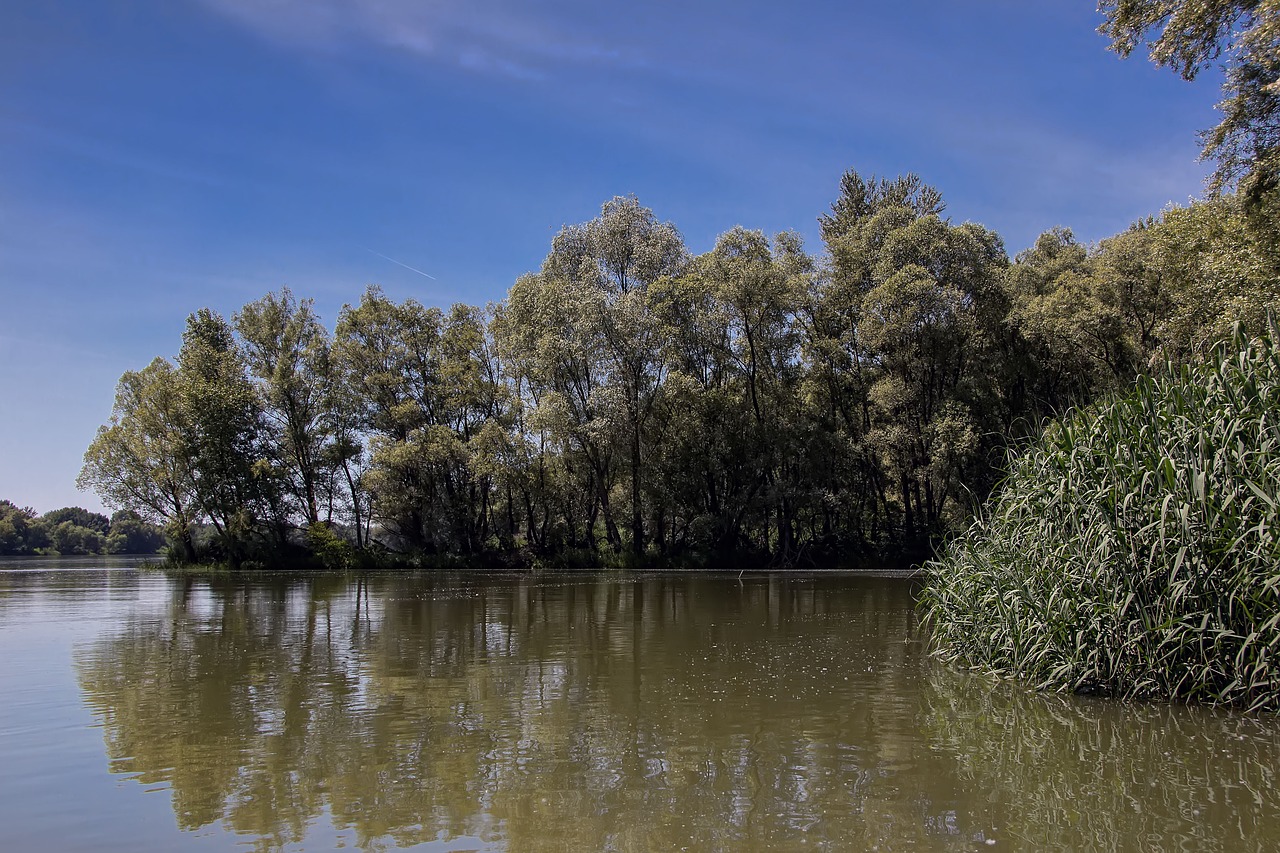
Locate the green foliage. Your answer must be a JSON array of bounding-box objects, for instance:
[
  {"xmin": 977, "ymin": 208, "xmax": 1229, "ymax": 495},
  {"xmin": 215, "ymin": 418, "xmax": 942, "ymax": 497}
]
[
  {"xmin": 1144, "ymin": 195, "xmax": 1280, "ymax": 356},
  {"xmin": 106, "ymin": 510, "xmax": 166, "ymax": 554},
  {"xmin": 75, "ymin": 170, "xmax": 1280, "ymax": 576},
  {"xmin": 0, "ymin": 500, "xmax": 49, "ymax": 554},
  {"xmin": 335, "ymin": 288, "xmax": 507, "ymax": 554},
  {"xmin": 0, "ymin": 501, "xmax": 107, "ymax": 555},
  {"xmin": 0, "ymin": 501, "xmax": 164, "ymax": 556},
  {"xmin": 179, "ymin": 308, "xmax": 276, "ymax": 566},
  {"xmin": 814, "ymin": 172, "xmax": 1010, "ymax": 547},
  {"xmin": 49, "ymin": 521, "xmax": 105, "ymax": 555},
  {"xmin": 922, "ymin": 321, "xmax": 1280, "ymax": 710},
  {"xmin": 1004, "ymin": 195, "xmax": 1279, "ymax": 415},
  {"xmin": 236, "ymin": 287, "xmax": 338, "ymax": 526},
  {"xmin": 498, "ymin": 196, "xmax": 689, "ymax": 556},
  {"xmin": 1006, "ymin": 226, "xmax": 1140, "ymax": 405},
  {"xmin": 42, "ymin": 506, "xmax": 110, "ymax": 534},
  {"xmin": 305, "ymin": 522, "xmax": 355, "ymax": 570},
  {"xmin": 78, "ymin": 357, "xmax": 201, "ymax": 560},
  {"xmin": 1098, "ymin": 0, "xmax": 1280, "ymax": 196}
]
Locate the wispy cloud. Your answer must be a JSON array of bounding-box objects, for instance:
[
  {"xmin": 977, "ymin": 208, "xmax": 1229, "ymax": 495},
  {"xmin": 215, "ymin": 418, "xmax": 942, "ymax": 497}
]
[
  {"xmin": 196, "ymin": 0, "xmax": 636, "ymax": 79},
  {"xmin": 926, "ymin": 109, "xmax": 1210, "ymax": 242}
]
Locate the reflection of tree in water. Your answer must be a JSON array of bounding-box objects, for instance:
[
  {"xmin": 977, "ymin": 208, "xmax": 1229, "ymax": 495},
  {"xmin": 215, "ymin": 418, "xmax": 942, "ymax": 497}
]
[
  {"xmin": 0, "ymin": 565, "xmax": 144, "ymax": 620},
  {"xmin": 922, "ymin": 667, "xmax": 1280, "ymax": 851},
  {"xmin": 76, "ymin": 574, "xmax": 359, "ymax": 848},
  {"xmin": 350, "ymin": 575, "xmax": 976, "ymax": 851},
  {"xmin": 76, "ymin": 574, "xmax": 1073, "ymax": 850}
]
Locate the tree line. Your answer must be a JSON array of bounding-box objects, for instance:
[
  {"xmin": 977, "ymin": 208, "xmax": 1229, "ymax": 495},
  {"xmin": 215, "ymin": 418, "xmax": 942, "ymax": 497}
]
[
  {"xmin": 0, "ymin": 500, "xmax": 165, "ymax": 556},
  {"xmin": 77, "ymin": 175, "xmax": 1277, "ymax": 568}
]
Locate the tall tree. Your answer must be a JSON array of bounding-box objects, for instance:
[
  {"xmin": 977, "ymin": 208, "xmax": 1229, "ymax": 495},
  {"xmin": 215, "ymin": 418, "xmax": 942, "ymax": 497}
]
[
  {"xmin": 538, "ymin": 195, "xmax": 688, "ymax": 554},
  {"xmin": 78, "ymin": 358, "xmax": 201, "ymax": 561},
  {"xmin": 178, "ymin": 308, "xmax": 272, "ymax": 564},
  {"xmin": 323, "ymin": 346, "xmax": 372, "ymax": 549},
  {"xmin": 333, "ymin": 287, "xmax": 506, "ymax": 555},
  {"xmin": 500, "ymin": 269, "xmax": 621, "ymax": 551},
  {"xmin": 235, "ymin": 288, "xmax": 335, "ymax": 526},
  {"xmin": 819, "ymin": 172, "xmax": 1008, "ymax": 545},
  {"xmin": 665, "ymin": 227, "xmax": 808, "ymax": 559},
  {"xmin": 1004, "ymin": 227, "xmax": 1132, "ymax": 410},
  {"xmin": 333, "ymin": 286, "xmax": 442, "ymax": 551},
  {"xmin": 489, "ymin": 300, "xmax": 578, "ymax": 553},
  {"xmin": 1143, "ymin": 194, "xmax": 1280, "ymax": 355}
]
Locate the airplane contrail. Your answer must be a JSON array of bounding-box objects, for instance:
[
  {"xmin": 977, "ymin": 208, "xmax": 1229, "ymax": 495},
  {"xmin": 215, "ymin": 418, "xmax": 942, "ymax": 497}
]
[{"xmin": 366, "ymin": 248, "xmax": 437, "ymax": 280}]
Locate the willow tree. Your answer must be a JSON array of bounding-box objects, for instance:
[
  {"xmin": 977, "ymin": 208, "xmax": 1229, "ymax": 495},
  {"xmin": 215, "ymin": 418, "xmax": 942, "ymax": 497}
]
[
  {"xmin": 651, "ymin": 227, "xmax": 809, "ymax": 559},
  {"xmin": 235, "ymin": 287, "xmax": 335, "ymax": 526},
  {"xmin": 1007, "ymin": 197, "xmax": 1280, "ymax": 384},
  {"xmin": 178, "ymin": 308, "xmax": 275, "ymax": 564},
  {"xmin": 436, "ymin": 302, "xmax": 513, "ymax": 551},
  {"xmin": 547, "ymin": 195, "xmax": 688, "ymax": 554},
  {"xmin": 503, "ymin": 196, "xmax": 687, "ymax": 554},
  {"xmin": 1099, "ymin": 0, "xmax": 1280, "ymax": 200},
  {"xmin": 1003, "ymin": 228, "xmax": 1131, "ymax": 412},
  {"xmin": 819, "ymin": 172, "xmax": 1008, "ymax": 544},
  {"xmin": 1142, "ymin": 195, "xmax": 1280, "ymax": 355},
  {"xmin": 333, "ymin": 286, "xmax": 442, "ymax": 550},
  {"xmin": 500, "ymin": 268, "xmax": 621, "ymax": 551},
  {"xmin": 81, "ymin": 313, "xmax": 278, "ymax": 564},
  {"xmin": 78, "ymin": 357, "xmax": 201, "ymax": 561},
  {"xmin": 333, "ymin": 288, "xmax": 509, "ymax": 554}
]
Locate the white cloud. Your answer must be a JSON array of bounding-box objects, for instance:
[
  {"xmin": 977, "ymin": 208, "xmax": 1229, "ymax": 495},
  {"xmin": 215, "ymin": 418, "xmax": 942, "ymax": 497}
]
[{"xmin": 196, "ymin": 0, "xmax": 636, "ymax": 79}]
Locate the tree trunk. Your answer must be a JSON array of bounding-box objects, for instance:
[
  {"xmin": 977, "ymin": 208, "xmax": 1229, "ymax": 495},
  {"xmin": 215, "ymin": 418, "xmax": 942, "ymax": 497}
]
[
  {"xmin": 900, "ymin": 471, "xmax": 915, "ymax": 541},
  {"xmin": 180, "ymin": 528, "xmax": 197, "ymax": 563},
  {"xmin": 630, "ymin": 427, "xmax": 644, "ymax": 555}
]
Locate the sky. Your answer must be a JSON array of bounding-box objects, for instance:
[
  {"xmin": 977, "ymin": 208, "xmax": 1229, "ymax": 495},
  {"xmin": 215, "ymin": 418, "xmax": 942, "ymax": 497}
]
[{"xmin": 1, "ymin": 0, "xmax": 1223, "ymax": 514}]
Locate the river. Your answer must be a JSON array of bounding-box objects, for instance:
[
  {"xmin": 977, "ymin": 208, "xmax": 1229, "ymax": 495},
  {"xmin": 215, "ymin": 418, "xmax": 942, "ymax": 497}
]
[{"xmin": 0, "ymin": 561, "xmax": 1276, "ymax": 851}]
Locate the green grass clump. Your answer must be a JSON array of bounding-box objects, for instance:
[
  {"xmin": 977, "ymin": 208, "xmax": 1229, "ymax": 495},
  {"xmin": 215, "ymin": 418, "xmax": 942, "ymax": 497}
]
[{"xmin": 922, "ymin": 321, "xmax": 1280, "ymax": 710}]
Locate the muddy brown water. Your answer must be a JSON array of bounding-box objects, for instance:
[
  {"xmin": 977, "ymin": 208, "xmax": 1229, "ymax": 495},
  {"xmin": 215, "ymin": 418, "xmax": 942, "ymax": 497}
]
[{"xmin": 1, "ymin": 562, "xmax": 1276, "ymax": 851}]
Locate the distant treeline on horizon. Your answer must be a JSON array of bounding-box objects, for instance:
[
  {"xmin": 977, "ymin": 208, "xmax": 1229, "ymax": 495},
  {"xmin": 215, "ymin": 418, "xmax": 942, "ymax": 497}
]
[
  {"xmin": 0, "ymin": 501, "xmax": 165, "ymax": 556},
  {"xmin": 76, "ymin": 171, "xmax": 1279, "ymax": 569}
]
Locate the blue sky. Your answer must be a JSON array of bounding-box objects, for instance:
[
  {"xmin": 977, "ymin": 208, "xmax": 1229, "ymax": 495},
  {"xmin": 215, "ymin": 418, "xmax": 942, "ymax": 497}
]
[{"xmin": 2, "ymin": 1, "xmax": 1220, "ymax": 513}]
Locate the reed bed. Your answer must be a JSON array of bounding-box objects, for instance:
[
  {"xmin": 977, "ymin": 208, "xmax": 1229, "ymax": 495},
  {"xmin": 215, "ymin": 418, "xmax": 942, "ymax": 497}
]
[{"xmin": 921, "ymin": 321, "xmax": 1280, "ymax": 710}]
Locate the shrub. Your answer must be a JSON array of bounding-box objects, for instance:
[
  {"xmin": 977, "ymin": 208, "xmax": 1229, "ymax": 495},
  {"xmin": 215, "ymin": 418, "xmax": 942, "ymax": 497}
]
[
  {"xmin": 305, "ymin": 522, "xmax": 355, "ymax": 571},
  {"xmin": 921, "ymin": 321, "xmax": 1280, "ymax": 710}
]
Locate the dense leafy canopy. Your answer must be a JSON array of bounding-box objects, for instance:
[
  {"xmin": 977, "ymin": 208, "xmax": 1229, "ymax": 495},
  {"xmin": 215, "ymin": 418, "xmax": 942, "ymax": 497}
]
[
  {"xmin": 76, "ymin": 179, "xmax": 1275, "ymax": 569},
  {"xmin": 0, "ymin": 499, "xmax": 164, "ymax": 556}
]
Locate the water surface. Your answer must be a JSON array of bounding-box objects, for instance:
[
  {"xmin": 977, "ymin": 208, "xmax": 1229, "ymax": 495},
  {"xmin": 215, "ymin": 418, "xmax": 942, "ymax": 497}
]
[{"xmin": 1, "ymin": 563, "xmax": 1276, "ymax": 851}]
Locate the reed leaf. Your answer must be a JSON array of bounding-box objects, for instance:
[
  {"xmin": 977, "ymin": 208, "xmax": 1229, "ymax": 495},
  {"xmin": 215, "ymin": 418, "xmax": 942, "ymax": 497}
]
[{"xmin": 921, "ymin": 323, "xmax": 1280, "ymax": 710}]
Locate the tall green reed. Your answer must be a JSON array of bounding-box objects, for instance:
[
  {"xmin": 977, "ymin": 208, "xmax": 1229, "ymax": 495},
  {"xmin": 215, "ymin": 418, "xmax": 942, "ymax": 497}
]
[{"xmin": 921, "ymin": 319, "xmax": 1280, "ymax": 710}]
